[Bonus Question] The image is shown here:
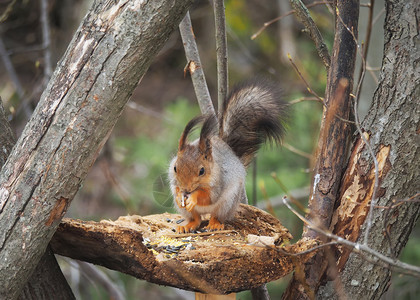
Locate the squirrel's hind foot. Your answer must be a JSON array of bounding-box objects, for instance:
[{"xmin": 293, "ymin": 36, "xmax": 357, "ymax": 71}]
[
  {"xmin": 205, "ymin": 216, "xmax": 224, "ymax": 231},
  {"xmin": 177, "ymin": 218, "xmax": 201, "ymax": 234}
]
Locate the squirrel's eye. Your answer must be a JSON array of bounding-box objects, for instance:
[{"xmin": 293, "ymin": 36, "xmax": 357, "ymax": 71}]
[
  {"xmin": 199, "ymin": 167, "xmax": 205, "ymax": 176},
  {"xmin": 174, "ymin": 166, "xmax": 177, "ymax": 173}
]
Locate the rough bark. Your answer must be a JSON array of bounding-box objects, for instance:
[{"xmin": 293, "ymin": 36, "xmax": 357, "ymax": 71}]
[
  {"xmin": 50, "ymin": 204, "xmax": 318, "ymax": 294},
  {"xmin": 318, "ymin": 0, "xmax": 420, "ymax": 298},
  {"xmin": 306, "ymin": 0, "xmax": 359, "ymax": 241},
  {"xmin": 0, "ymin": 0, "xmax": 193, "ymax": 298},
  {"xmin": 2, "ymin": 96, "xmax": 75, "ymax": 299},
  {"xmin": 283, "ymin": 1, "xmax": 359, "ymax": 298},
  {"xmin": 18, "ymin": 247, "xmax": 75, "ymax": 300}
]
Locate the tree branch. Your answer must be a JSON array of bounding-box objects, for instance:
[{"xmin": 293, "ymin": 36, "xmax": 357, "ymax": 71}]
[
  {"xmin": 282, "ymin": 197, "xmax": 420, "ymax": 279},
  {"xmin": 179, "ymin": 12, "xmax": 215, "ymax": 116},
  {"xmin": 289, "ymin": 0, "xmax": 331, "ymax": 70},
  {"xmin": 213, "ymin": 0, "xmax": 228, "ymax": 114},
  {"xmin": 40, "ymin": 0, "xmax": 52, "ymax": 81},
  {"xmin": 50, "ymin": 204, "xmax": 318, "ymax": 294}
]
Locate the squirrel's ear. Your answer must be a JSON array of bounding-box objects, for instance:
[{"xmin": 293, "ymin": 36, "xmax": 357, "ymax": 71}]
[
  {"xmin": 179, "ymin": 115, "xmax": 206, "ymax": 151},
  {"xmin": 199, "ymin": 137, "xmax": 212, "ymax": 159},
  {"xmin": 199, "ymin": 114, "xmax": 217, "ymax": 159}
]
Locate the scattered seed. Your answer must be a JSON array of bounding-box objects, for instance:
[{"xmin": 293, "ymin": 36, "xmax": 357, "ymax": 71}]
[
  {"xmin": 176, "ymin": 219, "xmax": 185, "ymax": 224},
  {"xmin": 166, "ymin": 248, "xmax": 178, "ymax": 254}
]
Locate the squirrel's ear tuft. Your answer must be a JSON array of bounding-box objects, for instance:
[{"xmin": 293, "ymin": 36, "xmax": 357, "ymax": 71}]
[
  {"xmin": 199, "ymin": 137, "xmax": 212, "ymax": 160},
  {"xmin": 179, "ymin": 115, "xmax": 206, "ymax": 151},
  {"xmin": 199, "ymin": 114, "xmax": 217, "ymax": 158}
]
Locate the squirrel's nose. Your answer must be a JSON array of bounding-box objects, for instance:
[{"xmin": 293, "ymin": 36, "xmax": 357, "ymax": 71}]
[{"xmin": 183, "ymin": 191, "xmax": 190, "ymax": 198}]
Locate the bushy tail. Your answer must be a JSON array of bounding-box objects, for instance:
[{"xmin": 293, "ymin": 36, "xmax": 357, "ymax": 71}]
[{"xmin": 219, "ymin": 78, "xmax": 288, "ymax": 167}]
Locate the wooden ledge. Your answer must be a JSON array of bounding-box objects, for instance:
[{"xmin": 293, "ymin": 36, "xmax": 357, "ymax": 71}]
[{"xmin": 51, "ymin": 204, "xmax": 318, "ymax": 294}]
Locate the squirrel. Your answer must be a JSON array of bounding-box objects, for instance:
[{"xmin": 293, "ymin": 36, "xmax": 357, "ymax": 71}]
[{"xmin": 169, "ymin": 78, "xmax": 288, "ymax": 233}]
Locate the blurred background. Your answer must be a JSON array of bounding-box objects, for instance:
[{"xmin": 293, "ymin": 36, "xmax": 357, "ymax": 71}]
[{"xmin": 1, "ymin": 0, "xmax": 418, "ymax": 299}]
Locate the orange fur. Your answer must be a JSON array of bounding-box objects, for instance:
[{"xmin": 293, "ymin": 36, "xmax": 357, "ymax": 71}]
[
  {"xmin": 194, "ymin": 189, "xmax": 211, "ymax": 206},
  {"xmin": 206, "ymin": 216, "xmax": 224, "ymax": 231},
  {"xmin": 177, "ymin": 211, "xmax": 201, "ymax": 233},
  {"xmin": 170, "ymin": 78, "xmax": 288, "ymax": 233}
]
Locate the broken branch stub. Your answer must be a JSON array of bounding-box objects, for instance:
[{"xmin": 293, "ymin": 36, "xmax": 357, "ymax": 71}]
[{"xmin": 51, "ymin": 204, "xmax": 318, "ymax": 294}]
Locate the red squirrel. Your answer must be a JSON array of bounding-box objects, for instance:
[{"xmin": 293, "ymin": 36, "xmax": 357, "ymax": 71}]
[{"xmin": 169, "ymin": 78, "xmax": 288, "ymax": 233}]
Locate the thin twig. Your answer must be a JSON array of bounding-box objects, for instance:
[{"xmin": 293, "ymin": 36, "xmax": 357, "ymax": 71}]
[
  {"xmin": 288, "ymin": 55, "xmax": 325, "ymax": 104},
  {"xmin": 289, "ymin": 0, "xmax": 331, "ymax": 70},
  {"xmin": 252, "ymin": 1, "xmax": 334, "ymax": 40},
  {"xmin": 179, "ymin": 12, "xmax": 215, "ymax": 116},
  {"xmin": 255, "ymin": 186, "xmax": 310, "ymax": 210},
  {"xmin": 271, "ymin": 172, "xmax": 309, "ymax": 213},
  {"xmin": 127, "ymin": 101, "xmax": 174, "ymax": 123},
  {"xmin": 0, "ymin": 0, "xmax": 17, "ymax": 23},
  {"xmin": 289, "ymin": 96, "xmax": 322, "ymax": 105},
  {"xmin": 289, "ymin": 56, "xmax": 355, "ymax": 126},
  {"xmin": 282, "ymin": 197, "xmax": 420, "ymax": 279},
  {"xmin": 283, "ymin": 142, "xmax": 312, "ymax": 159},
  {"xmin": 40, "ymin": 0, "xmax": 52, "ymax": 81},
  {"xmin": 213, "ymin": 0, "xmax": 228, "ymax": 114}
]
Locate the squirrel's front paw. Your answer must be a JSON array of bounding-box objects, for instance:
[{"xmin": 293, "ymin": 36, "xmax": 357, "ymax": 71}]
[
  {"xmin": 185, "ymin": 196, "xmax": 197, "ymax": 212},
  {"xmin": 175, "ymin": 187, "xmax": 184, "ymax": 208}
]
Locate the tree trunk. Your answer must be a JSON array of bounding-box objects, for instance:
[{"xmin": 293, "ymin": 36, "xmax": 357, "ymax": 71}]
[
  {"xmin": 18, "ymin": 247, "xmax": 75, "ymax": 300},
  {"xmin": 2, "ymin": 98, "xmax": 75, "ymax": 299},
  {"xmin": 318, "ymin": 0, "xmax": 420, "ymax": 298},
  {"xmin": 0, "ymin": 0, "xmax": 193, "ymax": 299}
]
